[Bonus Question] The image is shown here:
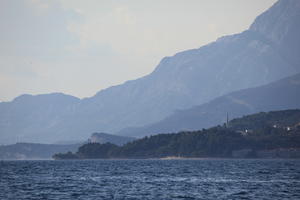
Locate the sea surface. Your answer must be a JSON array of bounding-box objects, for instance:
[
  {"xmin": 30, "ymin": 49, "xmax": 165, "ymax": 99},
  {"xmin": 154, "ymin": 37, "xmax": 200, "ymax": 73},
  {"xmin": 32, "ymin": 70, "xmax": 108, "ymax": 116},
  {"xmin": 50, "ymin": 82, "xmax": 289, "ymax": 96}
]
[{"xmin": 0, "ymin": 159, "xmax": 300, "ymax": 200}]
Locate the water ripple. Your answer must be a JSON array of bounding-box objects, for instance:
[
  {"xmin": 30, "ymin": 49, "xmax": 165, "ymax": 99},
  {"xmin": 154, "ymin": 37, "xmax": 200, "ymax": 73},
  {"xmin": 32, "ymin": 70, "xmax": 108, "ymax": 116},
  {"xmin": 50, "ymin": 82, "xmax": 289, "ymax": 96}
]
[{"xmin": 0, "ymin": 159, "xmax": 300, "ymax": 199}]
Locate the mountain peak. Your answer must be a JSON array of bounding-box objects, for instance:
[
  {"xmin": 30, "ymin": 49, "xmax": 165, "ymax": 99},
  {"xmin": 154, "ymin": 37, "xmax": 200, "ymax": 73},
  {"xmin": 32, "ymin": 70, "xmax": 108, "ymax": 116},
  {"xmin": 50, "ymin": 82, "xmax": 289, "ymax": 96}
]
[{"xmin": 13, "ymin": 93, "xmax": 79, "ymax": 103}]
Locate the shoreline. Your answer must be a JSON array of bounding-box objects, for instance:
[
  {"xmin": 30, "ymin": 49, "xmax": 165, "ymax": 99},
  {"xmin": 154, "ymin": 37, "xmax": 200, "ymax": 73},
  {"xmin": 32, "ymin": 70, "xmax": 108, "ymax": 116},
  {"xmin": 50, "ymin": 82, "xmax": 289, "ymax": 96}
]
[{"xmin": 2, "ymin": 157, "xmax": 300, "ymax": 161}]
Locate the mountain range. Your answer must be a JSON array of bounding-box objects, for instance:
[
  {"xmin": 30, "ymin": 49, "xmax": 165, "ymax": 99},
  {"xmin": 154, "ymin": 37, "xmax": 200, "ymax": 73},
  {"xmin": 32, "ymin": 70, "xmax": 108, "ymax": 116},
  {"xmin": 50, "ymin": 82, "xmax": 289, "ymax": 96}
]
[{"xmin": 0, "ymin": 0, "xmax": 299, "ymax": 144}]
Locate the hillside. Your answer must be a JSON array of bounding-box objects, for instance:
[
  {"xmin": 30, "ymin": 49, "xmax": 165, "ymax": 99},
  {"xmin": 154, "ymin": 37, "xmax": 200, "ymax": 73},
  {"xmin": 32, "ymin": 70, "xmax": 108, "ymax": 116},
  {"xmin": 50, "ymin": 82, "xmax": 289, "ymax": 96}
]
[
  {"xmin": 228, "ymin": 109, "xmax": 300, "ymax": 131},
  {"xmin": 1, "ymin": 0, "xmax": 300, "ymax": 144},
  {"xmin": 118, "ymin": 73, "xmax": 300, "ymax": 137},
  {"xmin": 54, "ymin": 109, "xmax": 300, "ymax": 159}
]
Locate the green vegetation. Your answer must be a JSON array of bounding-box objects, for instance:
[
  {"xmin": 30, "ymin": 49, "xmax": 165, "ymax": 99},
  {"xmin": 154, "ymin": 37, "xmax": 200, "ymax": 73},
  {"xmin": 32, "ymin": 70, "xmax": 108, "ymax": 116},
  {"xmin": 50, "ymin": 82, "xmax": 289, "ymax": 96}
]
[
  {"xmin": 228, "ymin": 109, "xmax": 300, "ymax": 131},
  {"xmin": 53, "ymin": 109, "xmax": 300, "ymax": 159}
]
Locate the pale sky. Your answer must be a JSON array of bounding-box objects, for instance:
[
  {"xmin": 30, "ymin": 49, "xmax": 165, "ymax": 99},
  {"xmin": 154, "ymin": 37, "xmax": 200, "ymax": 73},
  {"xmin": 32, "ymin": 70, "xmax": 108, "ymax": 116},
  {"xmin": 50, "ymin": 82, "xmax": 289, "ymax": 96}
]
[{"xmin": 0, "ymin": 0, "xmax": 277, "ymax": 102}]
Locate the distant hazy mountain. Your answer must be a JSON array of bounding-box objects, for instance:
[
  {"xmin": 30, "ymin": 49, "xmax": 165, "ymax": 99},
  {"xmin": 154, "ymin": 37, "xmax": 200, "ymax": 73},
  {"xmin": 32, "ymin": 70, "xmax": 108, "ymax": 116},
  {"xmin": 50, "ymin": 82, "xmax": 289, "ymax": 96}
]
[
  {"xmin": 1, "ymin": 0, "xmax": 300, "ymax": 144},
  {"xmin": 0, "ymin": 93, "xmax": 80, "ymax": 144},
  {"xmin": 0, "ymin": 143, "xmax": 80, "ymax": 160},
  {"xmin": 118, "ymin": 73, "xmax": 300, "ymax": 137},
  {"xmin": 89, "ymin": 132, "xmax": 135, "ymax": 146}
]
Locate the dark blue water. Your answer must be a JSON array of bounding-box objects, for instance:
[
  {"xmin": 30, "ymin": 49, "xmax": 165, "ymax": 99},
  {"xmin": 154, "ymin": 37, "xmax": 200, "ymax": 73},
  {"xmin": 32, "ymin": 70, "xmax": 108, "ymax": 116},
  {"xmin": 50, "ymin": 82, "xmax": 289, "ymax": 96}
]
[{"xmin": 1, "ymin": 159, "xmax": 300, "ymax": 200}]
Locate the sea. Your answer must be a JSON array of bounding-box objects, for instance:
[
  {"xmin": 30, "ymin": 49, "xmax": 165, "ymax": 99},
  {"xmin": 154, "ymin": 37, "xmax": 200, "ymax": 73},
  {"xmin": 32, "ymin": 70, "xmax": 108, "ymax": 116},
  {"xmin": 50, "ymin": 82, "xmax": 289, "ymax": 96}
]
[{"xmin": 0, "ymin": 159, "xmax": 299, "ymax": 200}]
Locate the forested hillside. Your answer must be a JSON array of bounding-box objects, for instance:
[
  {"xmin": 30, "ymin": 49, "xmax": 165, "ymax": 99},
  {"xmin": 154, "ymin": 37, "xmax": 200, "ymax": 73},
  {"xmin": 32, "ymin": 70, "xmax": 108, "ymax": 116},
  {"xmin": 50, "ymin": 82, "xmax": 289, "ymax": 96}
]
[{"xmin": 54, "ymin": 109, "xmax": 300, "ymax": 159}]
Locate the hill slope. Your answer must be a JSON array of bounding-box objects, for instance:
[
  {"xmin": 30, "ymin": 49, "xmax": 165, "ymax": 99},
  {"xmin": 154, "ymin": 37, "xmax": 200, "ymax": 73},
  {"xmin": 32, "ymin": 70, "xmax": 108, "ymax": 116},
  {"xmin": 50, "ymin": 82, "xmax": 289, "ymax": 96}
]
[{"xmin": 118, "ymin": 73, "xmax": 300, "ymax": 137}]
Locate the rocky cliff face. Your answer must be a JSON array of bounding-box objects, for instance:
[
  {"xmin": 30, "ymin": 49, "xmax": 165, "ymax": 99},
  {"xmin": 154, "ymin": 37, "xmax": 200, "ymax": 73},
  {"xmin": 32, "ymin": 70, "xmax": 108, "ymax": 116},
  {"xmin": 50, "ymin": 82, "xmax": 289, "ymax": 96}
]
[
  {"xmin": 250, "ymin": 0, "xmax": 300, "ymax": 67},
  {"xmin": 1, "ymin": 0, "xmax": 300, "ymax": 143}
]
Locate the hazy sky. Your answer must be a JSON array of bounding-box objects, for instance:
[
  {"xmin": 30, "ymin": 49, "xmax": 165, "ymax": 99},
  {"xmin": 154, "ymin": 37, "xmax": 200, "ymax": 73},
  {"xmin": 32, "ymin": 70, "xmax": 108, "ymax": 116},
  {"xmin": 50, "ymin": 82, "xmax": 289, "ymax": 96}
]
[{"xmin": 0, "ymin": 0, "xmax": 277, "ymax": 101}]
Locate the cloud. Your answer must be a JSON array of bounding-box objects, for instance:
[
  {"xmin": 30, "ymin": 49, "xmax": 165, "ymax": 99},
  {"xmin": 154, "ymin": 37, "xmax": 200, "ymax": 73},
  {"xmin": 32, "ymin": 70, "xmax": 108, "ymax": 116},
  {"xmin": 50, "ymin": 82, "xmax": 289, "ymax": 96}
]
[
  {"xmin": 0, "ymin": 0, "xmax": 79, "ymax": 58},
  {"xmin": 67, "ymin": 5, "xmax": 156, "ymax": 57},
  {"xmin": 29, "ymin": 0, "xmax": 50, "ymax": 13}
]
